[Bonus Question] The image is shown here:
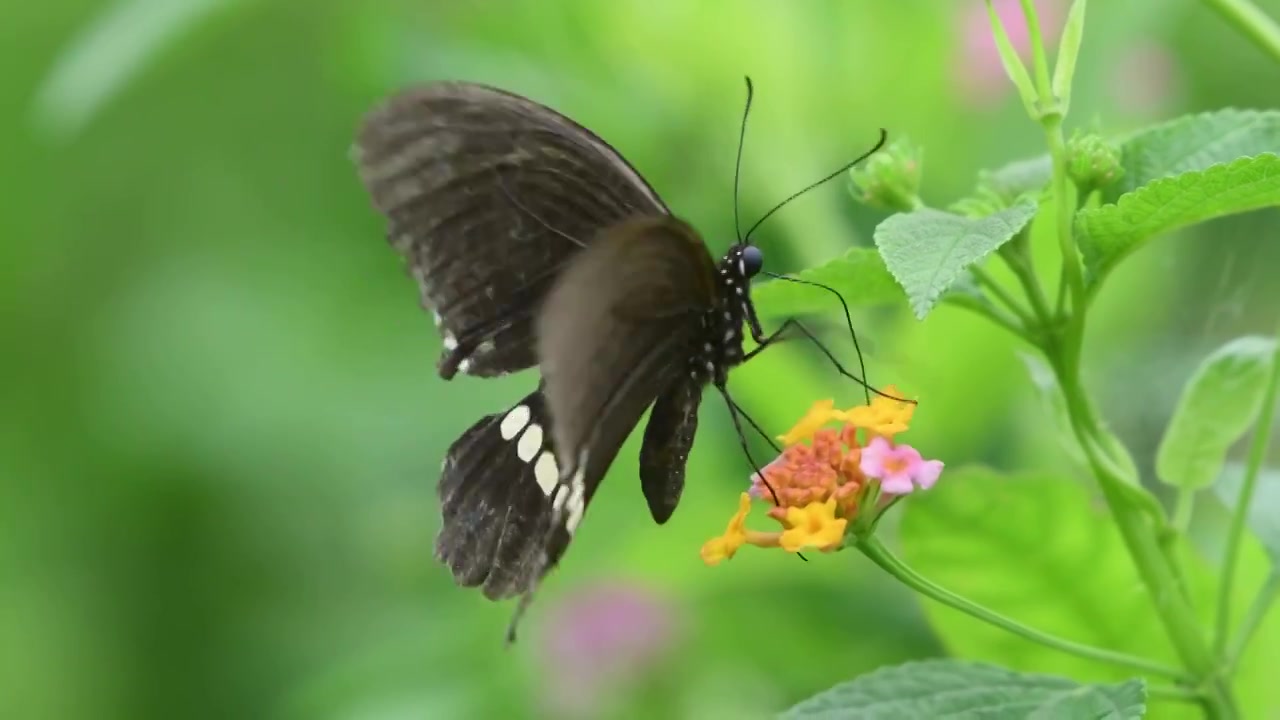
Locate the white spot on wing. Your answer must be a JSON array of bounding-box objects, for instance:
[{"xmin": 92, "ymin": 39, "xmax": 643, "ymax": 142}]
[
  {"xmin": 458, "ymin": 358, "xmax": 473, "ymax": 373},
  {"xmin": 443, "ymin": 333, "xmax": 458, "ymax": 351},
  {"xmin": 516, "ymin": 423, "xmax": 543, "ymax": 462},
  {"xmin": 565, "ymin": 452, "xmax": 589, "ymax": 534},
  {"xmin": 535, "ymin": 452, "xmax": 558, "ymax": 495},
  {"xmin": 552, "ymin": 484, "xmax": 569, "ymax": 510},
  {"xmin": 499, "ymin": 405, "xmax": 531, "ymax": 440},
  {"xmin": 566, "ymin": 471, "xmax": 586, "ymax": 534}
]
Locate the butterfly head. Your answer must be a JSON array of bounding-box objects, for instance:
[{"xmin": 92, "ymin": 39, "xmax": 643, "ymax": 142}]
[{"xmin": 740, "ymin": 244, "xmax": 764, "ymax": 278}]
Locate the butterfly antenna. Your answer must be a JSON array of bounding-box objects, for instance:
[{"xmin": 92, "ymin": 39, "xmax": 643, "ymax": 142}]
[
  {"xmin": 733, "ymin": 76, "xmax": 755, "ymax": 244},
  {"xmin": 743, "ymin": 128, "xmax": 888, "ymax": 242}
]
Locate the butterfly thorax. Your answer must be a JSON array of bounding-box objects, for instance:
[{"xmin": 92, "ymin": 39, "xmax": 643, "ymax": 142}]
[{"xmin": 692, "ymin": 245, "xmax": 763, "ymax": 388}]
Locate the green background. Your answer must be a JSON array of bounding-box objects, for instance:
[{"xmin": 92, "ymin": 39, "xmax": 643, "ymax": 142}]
[{"xmin": 4, "ymin": 1, "xmax": 1279, "ymax": 718}]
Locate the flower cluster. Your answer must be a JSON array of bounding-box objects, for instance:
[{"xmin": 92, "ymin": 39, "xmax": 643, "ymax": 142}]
[{"xmin": 701, "ymin": 386, "xmax": 944, "ymax": 565}]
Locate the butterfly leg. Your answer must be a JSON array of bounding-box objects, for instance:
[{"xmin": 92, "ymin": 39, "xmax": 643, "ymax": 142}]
[
  {"xmin": 744, "ymin": 318, "xmax": 876, "ymax": 403},
  {"xmin": 716, "ymin": 385, "xmax": 782, "ymax": 505}
]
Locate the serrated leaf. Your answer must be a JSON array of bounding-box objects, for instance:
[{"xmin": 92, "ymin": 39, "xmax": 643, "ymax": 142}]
[
  {"xmin": 1108, "ymin": 109, "xmax": 1280, "ymax": 198},
  {"xmin": 1156, "ymin": 336, "xmax": 1277, "ymax": 491},
  {"xmin": 751, "ymin": 248, "xmax": 905, "ymax": 318},
  {"xmin": 1077, "ymin": 153, "xmax": 1280, "ymax": 279},
  {"xmin": 1215, "ymin": 463, "xmax": 1280, "ymax": 568},
  {"xmin": 874, "ymin": 202, "xmax": 1038, "ymax": 319},
  {"xmin": 779, "ymin": 660, "xmax": 1146, "ymax": 719},
  {"xmin": 899, "ymin": 469, "xmax": 1181, "ymax": 683}
]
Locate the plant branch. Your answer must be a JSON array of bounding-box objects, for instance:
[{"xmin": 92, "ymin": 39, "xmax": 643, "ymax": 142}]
[
  {"xmin": 1215, "ymin": 335, "xmax": 1280, "ymax": 655},
  {"xmin": 971, "ymin": 266, "xmax": 1038, "ymax": 328},
  {"xmin": 1202, "ymin": 0, "xmax": 1280, "ymax": 65},
  {"xmin": 1224, "ymin": 571, "xmax": 1280, "ymax": 674},
  {"xmin": 854, "ymin": 536, "xmax": 1189, "ymax": 681}
]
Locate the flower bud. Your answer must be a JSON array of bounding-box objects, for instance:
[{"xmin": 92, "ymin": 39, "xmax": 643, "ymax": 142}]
[
  {"xmin": 849, "ymin": 138, "xmax": 924, "ymax": 212},
  {"xmin": 1067, "ymin": 131, "xmax": 1124, "ymax": 193}
]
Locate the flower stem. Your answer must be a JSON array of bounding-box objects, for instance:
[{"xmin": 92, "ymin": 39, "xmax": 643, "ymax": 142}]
[
  {"xmin": 1215, "ymin": 333, "xmax": 1280, "ymax": 655},
  {"xmin": 1202, "ymin": 0, "xmax": 1280, "ymax": 65},
  {"xmin": 854, "ymin": 535, "xmax": 1189, "ymax": 681},
  {"xmin": 1224, "ymin": 571, "xmax": 1280, "ymax": 674}
]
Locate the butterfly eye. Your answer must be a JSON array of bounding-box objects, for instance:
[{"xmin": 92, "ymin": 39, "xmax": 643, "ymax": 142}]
[{"xmin": 741, "ymin": 245, "xmax": 764, "ymax": 277}]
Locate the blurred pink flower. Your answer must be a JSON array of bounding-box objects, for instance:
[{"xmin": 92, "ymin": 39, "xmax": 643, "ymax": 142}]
[
  {"xmin": 1109, "ymin": 41, "xmax": 1182, "ymax": 117},
  {"xmin": 956, "ymin": 0, "xmax": 1065, "ymax": 109},
  {"xmin": 538, "ymin": 581, "xmax": 680, "ymax": 718}
]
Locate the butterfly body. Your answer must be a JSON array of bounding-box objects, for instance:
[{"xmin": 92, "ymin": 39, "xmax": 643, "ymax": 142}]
[{"xmin": 354, "ymin": 81, "xmax": 766, "ymax": 604}]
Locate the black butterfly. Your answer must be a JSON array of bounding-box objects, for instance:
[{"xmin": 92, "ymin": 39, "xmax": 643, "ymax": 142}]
[{"xmin": 353, "ymin": 80, "xmax": 884, "ymax": 628}]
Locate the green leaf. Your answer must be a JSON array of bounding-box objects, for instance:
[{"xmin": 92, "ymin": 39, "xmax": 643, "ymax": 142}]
[
  {"xmin": 1108, "ymin": 109, "xmax": 1280, "ymax": 198},
  {"xmin": 983, "ymin": 1, "xmax": 1039, "ymax": 119},
  {"xmin": 1077, "ymin": 153, "xmax": 1280, "ymax": 280},
  {"xmin": 899, "ymin": 469, "xmax": 1181, "ymax": 684},
  {"xmin": 751, "ymin": 248, "xmax": 905, "ymax": 317},
  {"xmin": 1215, "ymin": 463, "xmax": 1280, "ymax": 568},
  {"xmin": 874, "ymin": 202, "xmax": 1038, "ymax": 319},
  {"xmin": 1156, "ymin": 336, "xmax": 1277, "ymax": 491},
  {"xmin": 779, "ymin": 659, "xmax": 1146, "ymax": 719},
  {"xmin": 1051, "ymin": 0, "xmax": 1088, "ymax": 114},
  {"xmin": 983, "ymin": 155, "xmax": 1053, "ymax": 202}
]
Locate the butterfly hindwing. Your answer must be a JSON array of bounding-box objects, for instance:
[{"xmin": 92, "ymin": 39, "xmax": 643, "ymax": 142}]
[
  {"xmin": 535, "ymin": 216, "xmax": 718, "ymax": 550},
  {"xmin": 353, "ymin": 82, "xmax": 669, "ymax": 378},
  {"xmin": 435, "ymin": 387, "xmax": 570, "ymax": 600}
]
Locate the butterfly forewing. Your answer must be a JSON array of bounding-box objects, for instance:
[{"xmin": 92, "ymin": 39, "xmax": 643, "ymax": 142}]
[
  {"xmin": 535, "ymin": 217, "xmax": 718, "ymax": 539},
  {"xmin": 354, "ymin": 82, "xmax": 669, "ymax": 378}
]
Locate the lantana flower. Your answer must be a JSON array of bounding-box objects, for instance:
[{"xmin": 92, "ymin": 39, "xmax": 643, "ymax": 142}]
[{"xmin": 701, "ymin": 386, "xmax": 945, "ymax": 565}]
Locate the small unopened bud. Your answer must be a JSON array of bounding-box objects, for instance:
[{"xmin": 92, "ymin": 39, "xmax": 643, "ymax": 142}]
[
  {"xmin": 1067, "ymin": 131, "xmax": 1124, "ymax": 193},
  {"xmin": 849, "ymin": 138, "xmax": 923, "ymax": 213}
]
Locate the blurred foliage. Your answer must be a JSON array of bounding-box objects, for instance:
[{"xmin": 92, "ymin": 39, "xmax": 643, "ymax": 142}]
[{"xmin": 3, "ymin": 0, "xmax": 1280, "ymax": 718}]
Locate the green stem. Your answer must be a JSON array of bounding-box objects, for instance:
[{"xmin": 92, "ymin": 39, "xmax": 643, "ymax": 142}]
[
  {"xmin": 1172, "ymin": 487, "xmax": 1196, "ymax": 534},
  {"xmin": 1019, "ymin": 0, "xmax": 1056, "ymax": 103},
  {"xmin": 1148, "ymin": 684, "xmax": 1208, "ymax": 704},
  {"xmin": 944, "ymin": 294, "xmax": 1034, "ymax": 345},
  {"xmin": 971, "ymin": 266, "xmax": 1038, "ymax": 329},
  {"xmin": 1202, "ymin": 0, "xmax": 1280, "ymax": 65},
  {"xmin": 1027, "ymin": 11, "xmax": 1234, "ymax": 703},
  {"xmin": 855, "ymin": 535, "xmax": 1189, "ymax": 681},
  {"xmin": 1043, "ymin": 116, "xmax": 1086, "ymax": 379},
  {"xmin": 1000, "ymin": 246, "xmax": 1055, "ymax": 329},
  {"xmin": 1224, "ymin": 572, "xmax": 1280, "ymax": 674},
  {"xmin": 1215, "ymin": 335, "xmax": 1280, "ymax": 655},
  {"xmin": 1056, "ymin": 368, "xmax": 1239, "ymax": 718}
]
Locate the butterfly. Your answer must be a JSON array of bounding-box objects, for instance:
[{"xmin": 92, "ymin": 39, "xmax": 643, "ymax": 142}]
[{"xmin": 352, "ymin": 79, "xmax": 885, "ymax": 628}]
